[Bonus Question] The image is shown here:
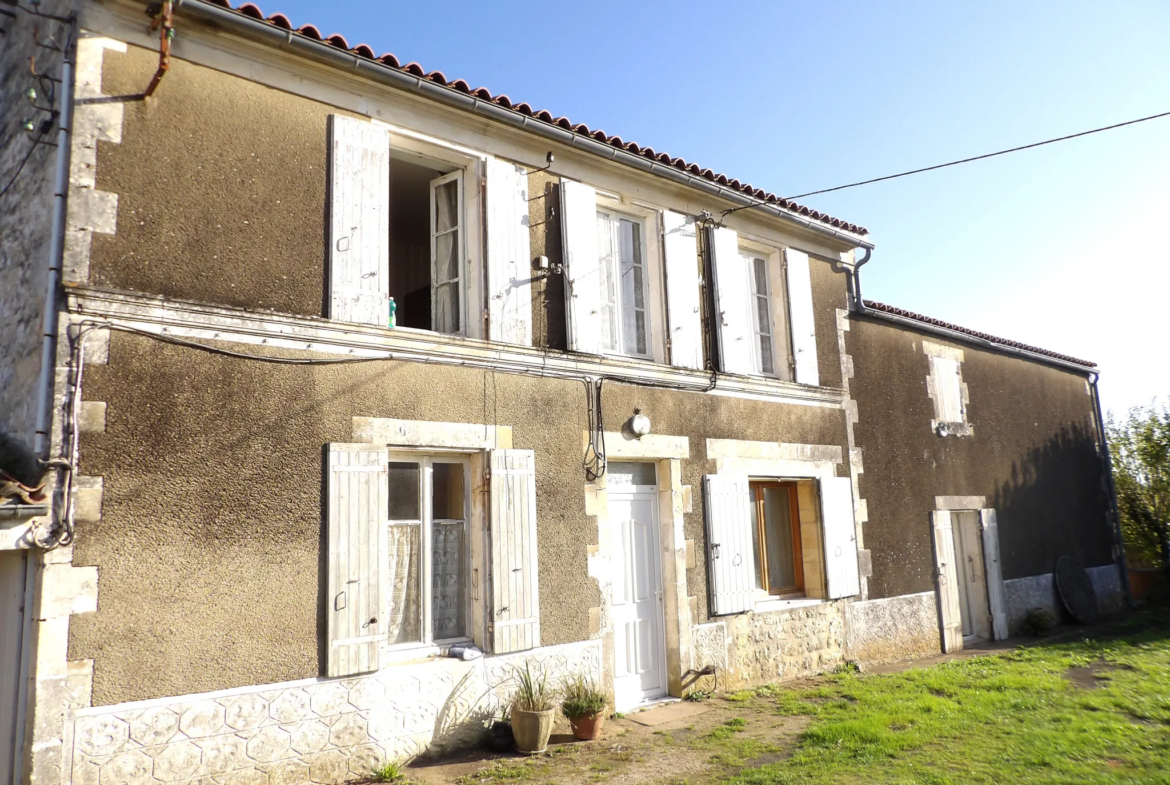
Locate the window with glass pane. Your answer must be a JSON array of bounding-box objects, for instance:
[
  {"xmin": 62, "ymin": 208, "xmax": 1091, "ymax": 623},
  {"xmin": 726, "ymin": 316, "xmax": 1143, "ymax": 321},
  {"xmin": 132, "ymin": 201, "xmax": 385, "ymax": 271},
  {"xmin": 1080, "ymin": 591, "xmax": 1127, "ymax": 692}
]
[
  {"xmin": 430, "ymin": 172, "xmax": 462, "ymax": 335},
  {"xmin": 750, "ymin": 480, "xmax": 803, "ymax": 595},
  {"xmin": 596, "ymin": 209, "xmax": 649, "ymax": 357},
  {"xmin": 742, "ymin": 252, "xmax": 776, "ymax": 376},
  {"xmin": 386, "ymin": 456, "xmax": 469, "ymax": 647}
]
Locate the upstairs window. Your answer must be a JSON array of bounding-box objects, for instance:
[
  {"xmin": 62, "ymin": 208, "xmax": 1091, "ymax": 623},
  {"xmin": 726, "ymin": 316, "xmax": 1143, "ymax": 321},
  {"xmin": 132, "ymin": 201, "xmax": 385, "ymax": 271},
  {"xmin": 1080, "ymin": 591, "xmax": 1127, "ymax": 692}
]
[
  {"xmin": 923, "ymin": 340, "xmax": 971, "ymax": 436},
  {"xmin": 596, "ymin": 209, "xmax": 650, "ymax": 357},
  {"xmin": 742, "ymin": 251, "xmax": 777, "ymax": 376}
]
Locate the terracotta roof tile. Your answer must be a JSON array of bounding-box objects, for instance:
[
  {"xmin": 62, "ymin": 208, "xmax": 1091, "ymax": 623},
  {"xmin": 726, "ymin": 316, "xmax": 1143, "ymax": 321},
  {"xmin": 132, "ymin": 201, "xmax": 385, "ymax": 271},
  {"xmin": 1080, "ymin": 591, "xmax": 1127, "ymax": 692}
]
[
  {"xmin": 864, "ymin": 301, "xmax": 1096, "ymax": 368},
  {"xmin": 198, "ymin": 1, "xmax": 869, "ymax": 236}
]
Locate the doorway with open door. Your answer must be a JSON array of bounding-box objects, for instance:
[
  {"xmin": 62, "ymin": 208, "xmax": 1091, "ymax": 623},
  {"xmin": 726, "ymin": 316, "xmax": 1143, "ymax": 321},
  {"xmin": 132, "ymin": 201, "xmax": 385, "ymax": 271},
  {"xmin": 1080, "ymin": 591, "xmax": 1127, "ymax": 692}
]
[
  {"xmin": 607, "ymin": 461, "xmax": 668, "ymax": 712},
  {"xmin": 932, "ymin": 507, "xmax": 1009, "ymax": 652}
]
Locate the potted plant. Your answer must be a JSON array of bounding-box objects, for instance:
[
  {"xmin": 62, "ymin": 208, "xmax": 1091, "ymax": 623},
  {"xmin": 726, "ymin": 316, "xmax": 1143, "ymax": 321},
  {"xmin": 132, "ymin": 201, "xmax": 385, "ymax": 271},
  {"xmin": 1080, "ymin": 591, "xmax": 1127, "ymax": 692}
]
[
  {"xmin": 561, "ymin": 674, "xmax": 607, "ymax": 741},
  {"xmin": 510, "ymin": 663, "xmax": 556, "ymax": 754}
]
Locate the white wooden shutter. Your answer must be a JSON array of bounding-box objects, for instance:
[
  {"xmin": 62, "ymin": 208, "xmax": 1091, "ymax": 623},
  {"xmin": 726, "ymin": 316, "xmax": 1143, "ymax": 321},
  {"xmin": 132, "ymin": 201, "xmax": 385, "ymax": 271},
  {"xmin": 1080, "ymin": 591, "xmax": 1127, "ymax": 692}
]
[
  {"xmin": 326, "ymin": 443, "xmax": 389, "ymax": 677},
  {"xmin": 980, "ymin": 508, "xmax": 1009, "ymax": 640},
  {"xmin": 486, "ymin": 158, "xmax": 532, "ymax": 346},
  {"xmin": 784, "ymin": 248, "xmax": 819, "ymax": 386},
  {"xmin": 932, "ymin": 356, "xmax": 964, "ymax": 423},
  {"xmin": 709, "ymin": 226, "xmax": 754, "ymax": 375},
  {"xmin": 328, "ymin": 115, "xmax": 391, "ymax": 326},
  {"xmin": 661, "ymin": 210, "xmax": 704, "ymax": 370},
  {"xmin": 560, "ymin": 180, "xmax": 603, "ymax": 354},
  {"xmin": 702, "ymin": 474, "xmax": 755, "ymax": 615},
  {"xmin": 932, "ymin": 510, "xmax": 963, "ymax": 653},
  {"xmin": 820, "ymin": 476, "xmax": 860, "ymax": 599},
  {"xmin": 489, "ymin": 449, "xmax": 540, "ymax": 653}
]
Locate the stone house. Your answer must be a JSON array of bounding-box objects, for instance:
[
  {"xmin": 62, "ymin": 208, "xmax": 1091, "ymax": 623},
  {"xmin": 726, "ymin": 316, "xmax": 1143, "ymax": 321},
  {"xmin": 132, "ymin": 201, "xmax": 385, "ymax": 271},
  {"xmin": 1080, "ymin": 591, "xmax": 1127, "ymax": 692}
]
[{"xmin": 0, "ymin": 1, "xmax": 1127, "ymax": 783}]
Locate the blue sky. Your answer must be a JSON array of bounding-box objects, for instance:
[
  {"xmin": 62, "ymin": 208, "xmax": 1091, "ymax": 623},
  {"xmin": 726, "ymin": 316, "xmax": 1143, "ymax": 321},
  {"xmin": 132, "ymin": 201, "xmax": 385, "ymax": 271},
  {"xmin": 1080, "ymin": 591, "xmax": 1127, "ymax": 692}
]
[{"xmin": 266, "ymin": 0, "xmax": 1168, "ymax": 415}]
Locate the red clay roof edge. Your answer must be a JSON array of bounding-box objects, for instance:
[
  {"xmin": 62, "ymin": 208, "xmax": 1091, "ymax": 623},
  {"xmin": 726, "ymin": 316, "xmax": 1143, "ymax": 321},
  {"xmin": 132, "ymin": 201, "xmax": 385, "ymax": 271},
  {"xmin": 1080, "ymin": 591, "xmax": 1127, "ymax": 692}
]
[
  {"xmin": 199, "ymin": 0, "xmax": 868, "ymax": 237},
  {"xmin": 864, "ymin": 301, "xmax": 1097, "ymax": 369}
]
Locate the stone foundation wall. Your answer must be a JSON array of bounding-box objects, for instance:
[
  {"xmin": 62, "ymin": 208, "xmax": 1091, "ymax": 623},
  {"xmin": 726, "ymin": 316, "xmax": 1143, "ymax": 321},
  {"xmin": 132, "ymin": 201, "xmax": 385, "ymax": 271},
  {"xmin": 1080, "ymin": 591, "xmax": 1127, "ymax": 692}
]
[
  {"xmin": 844, "ymin": 591, "xmax": 940, "ymax": 666},
  {"xmin": 1004, "ymin": 564, "xmax": 1126, "ymax": 633},
  {"xmin": 719, "ymin": 601, "xmax": 847, "ymax": 690},
  {"xmin": 67, "ymin": 641, "xmax": 599, "ymax": 785}
]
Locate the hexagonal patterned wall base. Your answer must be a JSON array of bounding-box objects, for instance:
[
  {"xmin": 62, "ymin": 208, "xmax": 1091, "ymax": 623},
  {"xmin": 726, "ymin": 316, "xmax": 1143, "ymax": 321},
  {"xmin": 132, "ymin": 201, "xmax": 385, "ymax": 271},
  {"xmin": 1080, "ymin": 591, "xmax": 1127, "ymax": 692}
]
[{"xmin": 68, "ymin": 641, "xmax": 600, "ymax": 785}]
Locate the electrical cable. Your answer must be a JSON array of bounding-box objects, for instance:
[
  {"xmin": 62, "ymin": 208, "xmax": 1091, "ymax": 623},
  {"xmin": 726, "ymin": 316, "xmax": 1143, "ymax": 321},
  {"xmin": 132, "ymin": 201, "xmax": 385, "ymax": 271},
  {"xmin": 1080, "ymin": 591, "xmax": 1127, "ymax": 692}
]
[
  {"xmin": 0, "ymin": 129, "xmax": 45, "ymax": 201},
  {"xmin": 720, "ymin": 108, "xmax": 1170, "ymax": 220}
]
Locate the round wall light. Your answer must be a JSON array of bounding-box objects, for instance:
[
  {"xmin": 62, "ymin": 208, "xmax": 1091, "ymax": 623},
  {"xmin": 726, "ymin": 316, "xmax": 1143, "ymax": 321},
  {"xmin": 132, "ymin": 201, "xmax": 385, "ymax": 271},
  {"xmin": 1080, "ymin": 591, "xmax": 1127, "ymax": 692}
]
[{"xmin": 630, "ymin": 407, "xmax": 651, "ymax": 438}]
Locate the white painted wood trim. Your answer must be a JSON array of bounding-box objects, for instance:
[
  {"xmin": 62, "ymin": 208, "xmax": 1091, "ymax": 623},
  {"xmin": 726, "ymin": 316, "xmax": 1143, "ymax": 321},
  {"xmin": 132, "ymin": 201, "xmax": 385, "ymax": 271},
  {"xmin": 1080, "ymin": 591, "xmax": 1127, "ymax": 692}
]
[
  {"xmin": 65, "ymin": 288, "xmax": 847, "ymax": 407},
  {"xmin": 931, "ymin": 510, "xmax": 963, "ymax": 653},
  {"xmin": 485, "ymin": 157, "xmax": 533, "ymax": 346},
  {"xmin": 784, "ymin": 249, "xmax": 819, "ymax": 386},
  {"xmin": 661, "ymin": 210, "xmax": 704, "ymax": 370},
  {"xmin": 709, "ymin": 227, "xmax": 754, "ymax": 375},
  {"xmin": 560, "ymin": 180, "xmax": 603, "ymax": 355},
  {"xmin": 702, "ymin": 474, "xmax": 755, "ymax": 616},
  {"xmin": 980, "ymin": 508, "xmax": 1009, "ymax": 641},
  {"xmin": 820, "ymin": 475, "xmax": 860, "ymax": 599}
]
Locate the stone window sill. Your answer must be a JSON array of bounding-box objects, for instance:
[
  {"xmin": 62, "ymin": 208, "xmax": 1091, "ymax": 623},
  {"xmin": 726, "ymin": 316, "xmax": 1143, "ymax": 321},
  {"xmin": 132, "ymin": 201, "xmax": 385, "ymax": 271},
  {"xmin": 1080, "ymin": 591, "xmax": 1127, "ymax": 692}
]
[{"xmin": 753, "ymin": 595, "xmax": 825, "ymax": 614}]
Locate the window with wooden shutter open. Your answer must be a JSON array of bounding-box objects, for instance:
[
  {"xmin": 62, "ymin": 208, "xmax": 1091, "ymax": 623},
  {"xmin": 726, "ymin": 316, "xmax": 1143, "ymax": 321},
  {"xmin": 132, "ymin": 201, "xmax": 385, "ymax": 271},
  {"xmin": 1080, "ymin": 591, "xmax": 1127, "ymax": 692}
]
[
  {"xmin": 980, "ymin": 508, "xmax": 1009, "ymax": 640},
  {"xmin": 486, "ymin": 158, "xmax": 532, "ymax": 346},
  {"xmin": 489, "ymin": 449, "xmax": 540, "ymax": 653},
  {"xmin": 931, "ymin": 510, "xmax": 963, "ymax": 652},
  {"xmin": 661, "ymin": 210, "xmax": 704, "ymax": 370},
  {"xmin": 931, "ymin": 356, "xmax": 964, "ymax": 423},
  {"xmin": 326, "ymin": 443, "xmax": 389, "ymax": 677},
  {"xmin": 709, "ymin": 227, "xmax": 755, "ymax": 375},
  {"xmin": 560, "ymin": 180, "xmax": 603, "ymax": 354},
  {"xmin": 328, "ymin": 115, "xmax": 391, "ymax": 326},
  {"xmin": 784, "ymin": 248, "xmax": 819, "ymax": 386},
  {"xmin": 703, "ymin": 474, "xmax": 755, "ymax": 615},
  {"xmin": 819, "ymin": 476, "xmax": 860, "ymax": 599}
]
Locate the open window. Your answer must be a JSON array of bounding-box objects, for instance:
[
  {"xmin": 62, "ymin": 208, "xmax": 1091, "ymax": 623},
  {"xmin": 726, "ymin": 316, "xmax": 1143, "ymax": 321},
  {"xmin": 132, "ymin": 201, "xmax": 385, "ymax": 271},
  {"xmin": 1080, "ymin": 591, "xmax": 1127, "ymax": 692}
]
[
  {"xmin": 750, "ymin": 481, "xmax": 804, "ymax": 595},
  {"xmin": 741, "ymin": 252, "xmax": 779, "ymax": 377},
  {"xmin": 596, "ymin": 208, "xmax": 651, "ymax": 358},
  {"xmin": 389, "ymin": 153, "xmax": 466, "ymax": 334}
]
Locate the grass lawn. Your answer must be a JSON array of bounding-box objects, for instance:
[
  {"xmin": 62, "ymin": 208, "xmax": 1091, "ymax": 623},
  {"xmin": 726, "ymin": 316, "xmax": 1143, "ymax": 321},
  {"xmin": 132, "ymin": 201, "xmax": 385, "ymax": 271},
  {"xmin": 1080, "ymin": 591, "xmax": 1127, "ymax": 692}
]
[{"xmin": 732, "ymin": 612, "xmax": 1170, "ymax": 784}]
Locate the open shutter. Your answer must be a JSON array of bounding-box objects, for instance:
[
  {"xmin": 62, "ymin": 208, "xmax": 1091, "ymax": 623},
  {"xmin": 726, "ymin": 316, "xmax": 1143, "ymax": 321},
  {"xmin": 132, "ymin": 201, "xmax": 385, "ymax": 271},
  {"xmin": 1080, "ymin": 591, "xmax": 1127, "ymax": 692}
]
[
  {"xmin": 703, "ymin": 474, "xmax": 755, "ymax": 615},
  {"xmin": 932, "ymin": 510, "xmax": 963, "ymax": 652},
  {"xmin": 980, "ymin": 508, "xmax": 1009, "ymax": 640},
  {"xmin": 784, "ymin": 248, "xmax": 819, "ymax": 386},
  {"xmin": 560, "ymin": 180, "xmax": 603, "ymax": 354},
  {"xmin": 820, "ymin": 476, "xmax": 860, "ymax": 599},
  {"xmin": 486, "ymin": 157, "xmax": 532, "ymax": 346},
  {"xmin": 326, "ymin": 443, "xmax": 389, "ymax": 677},
  {"xmin": 709, "ymin": 227, "xmax": 754, "ymax": 375},
  {"xmin": 932, "ymin": 356, "xmax": 964, "ymax": 423},
  {"xmin": 328, "ymin": 115, "xmax": 391, "ymax": 326},
  {"xmin": 661, "ymin": 210, "xmax": 704, "ymax": 370},
  {"xmin": 489, "ymin": 449, "xmax": 540, "ymax": 653}
]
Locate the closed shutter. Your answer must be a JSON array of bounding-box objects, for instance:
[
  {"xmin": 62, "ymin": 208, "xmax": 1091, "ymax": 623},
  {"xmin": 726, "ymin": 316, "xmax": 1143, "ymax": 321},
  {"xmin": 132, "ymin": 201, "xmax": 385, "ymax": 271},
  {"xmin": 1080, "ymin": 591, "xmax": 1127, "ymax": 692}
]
[
  {"xmin": 328, "ymin": 115, "xmax": 391, "ymax": 326},
  {"xmin": 709, "ymin": 226, "xmax": 754, "ymax": 375},
  {"xmin": 932, "ymin": 356, "xmax": 964, "ymax": 422},
  {"xmin": 820, "ymin": 476, "xmax": 860, "ymax": 599},
  {"xmin": 486, "ymin": 157, "xmax": 533, "ymax": 346},
  {"xmin": 489, "ymin": 449, "xmax": 540, "ymax": 653},
  {"xmin": 703, "ymin": 474, "xmax": 755, "ymax": 615},
  {"xmin": 931, "ymin": 510, "xmax": 963, "ymax": 653},
  {"xmin": 326, "ymin": 443, "xmax": 389, "ymax": 677},
  {"xmin": 784, "ymin": 248, "xmax": 819, "ymax": 386},
  {"xmin": 980, "ymin": 508, "xmax": 1009, "ymax": 640},
  {"xmin": 560, "ymin": 180, "xmax": 603, "ymax": 354},
  {"xmin": 661, "ymin": 210, "xmax": 704, "ymax": 370}
]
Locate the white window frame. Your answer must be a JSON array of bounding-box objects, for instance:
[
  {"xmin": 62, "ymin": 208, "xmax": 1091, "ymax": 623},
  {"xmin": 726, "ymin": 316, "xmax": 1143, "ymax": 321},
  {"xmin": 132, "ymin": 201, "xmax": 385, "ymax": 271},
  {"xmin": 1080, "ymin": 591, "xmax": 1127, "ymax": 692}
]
[
  {"xmin": 746, "ymin": 475, "xmax": 822, "ymax": 606},
  {"xmin": 429, "ymin": 170, "xmax": 467, "ymax": 336},
  {"xmin": 386, "ymin": 133, "xmax": 485, "ymax": 341},
  {"xmin": 740, "ymin": 250, "xmax": 779, "ymax": 377},
  {"xmin": 383, "ymin": 452, "xmax": 473, "ymax": 655},
  {"xmin": 594, "ymin": 197, "xmax": 668, "ymax": 364},
  {"xmin": 736, "ymin": 238, "xmax": 792, "ymax": 381}
]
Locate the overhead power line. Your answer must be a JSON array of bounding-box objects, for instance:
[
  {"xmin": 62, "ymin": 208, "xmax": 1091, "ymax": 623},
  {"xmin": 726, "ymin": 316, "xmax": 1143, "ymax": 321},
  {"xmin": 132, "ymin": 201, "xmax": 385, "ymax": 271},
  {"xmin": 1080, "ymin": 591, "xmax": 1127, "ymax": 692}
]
[{"xmin": 783, "ymin": 109, "xmax": 1170, "ymax": 201}]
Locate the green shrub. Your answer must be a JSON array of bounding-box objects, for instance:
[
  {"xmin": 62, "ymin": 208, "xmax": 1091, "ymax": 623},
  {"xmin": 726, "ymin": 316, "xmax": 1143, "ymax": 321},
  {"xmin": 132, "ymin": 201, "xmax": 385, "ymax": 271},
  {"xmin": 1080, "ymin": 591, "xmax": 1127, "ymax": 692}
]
[
  {"xmin": 372, "ymin": 761, "xmax": 403, "ymax": 782},
  {"xmin": 1021, "ymin": 608, "xmax": 1055, "ymax": 636}
]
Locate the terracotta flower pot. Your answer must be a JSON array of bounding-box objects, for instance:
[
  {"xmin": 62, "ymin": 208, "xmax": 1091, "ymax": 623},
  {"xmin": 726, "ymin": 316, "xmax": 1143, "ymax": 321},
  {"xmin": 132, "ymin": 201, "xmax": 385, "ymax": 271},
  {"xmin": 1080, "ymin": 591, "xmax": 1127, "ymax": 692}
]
[
  {"xmin": 568, "ymin": 712, "xmax": 605, "ymax": 741},
  {"xmin": 511, "ymin": 707, "xmax": 555, "ymax": 754}
]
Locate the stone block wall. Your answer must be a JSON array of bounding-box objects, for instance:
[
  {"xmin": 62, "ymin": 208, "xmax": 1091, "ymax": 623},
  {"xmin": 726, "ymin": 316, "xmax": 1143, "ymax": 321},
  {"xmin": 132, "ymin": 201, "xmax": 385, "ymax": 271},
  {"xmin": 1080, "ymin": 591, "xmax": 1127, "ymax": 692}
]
[
  {"xmin": 1004, "ymin": 564, "xmax": 1126, "ymax": 633},
  {"xmin": 719, "ymin": 602, "xmax": 847, "ymax": 690},
  {"xmin": 67, "ymin": 640, "xmax": 600, "ymax": 784},
  {"xmin": 844, "ymin": 591, "xmax": 940, "ymax": 666}
]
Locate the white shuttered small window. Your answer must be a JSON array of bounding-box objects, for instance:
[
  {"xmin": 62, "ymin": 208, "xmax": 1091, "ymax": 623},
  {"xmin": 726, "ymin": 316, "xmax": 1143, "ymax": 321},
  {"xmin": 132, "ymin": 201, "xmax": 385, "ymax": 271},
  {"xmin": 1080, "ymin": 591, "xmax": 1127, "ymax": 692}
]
[
  {"xmin": 489, "ymin": 449, "xmax": 540, "ymax": 653},
  {"xmin": 931, "ymin": 356, "xmax": 965, "ymax": 423}
]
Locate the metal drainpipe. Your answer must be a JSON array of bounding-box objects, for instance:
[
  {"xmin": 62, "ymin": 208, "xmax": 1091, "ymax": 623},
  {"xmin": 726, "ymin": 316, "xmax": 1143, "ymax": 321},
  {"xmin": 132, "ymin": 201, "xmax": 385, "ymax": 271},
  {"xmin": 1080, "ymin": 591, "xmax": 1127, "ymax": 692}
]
[
  {"xmin": 1089, "ymin": 373, "xmax": 1134, "ymax": 607},
  {"xmin": 32, "ymin": 33, "xmax": 75, "ymax": 459},
  {"xmin": 849, "ymin": 246, "xmax": 872, "ymax": 312}
]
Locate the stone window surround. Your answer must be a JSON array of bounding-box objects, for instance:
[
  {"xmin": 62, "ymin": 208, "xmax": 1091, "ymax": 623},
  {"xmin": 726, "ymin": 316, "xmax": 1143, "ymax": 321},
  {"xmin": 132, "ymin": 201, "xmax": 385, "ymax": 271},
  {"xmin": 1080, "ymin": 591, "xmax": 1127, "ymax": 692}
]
[
  {"xmin": 705, "ymin": 438, "xmax": 846, "ymax": 611},
  {"xmin": 923, "ymin": 340, "xmax": 972, "ymax": 437}
]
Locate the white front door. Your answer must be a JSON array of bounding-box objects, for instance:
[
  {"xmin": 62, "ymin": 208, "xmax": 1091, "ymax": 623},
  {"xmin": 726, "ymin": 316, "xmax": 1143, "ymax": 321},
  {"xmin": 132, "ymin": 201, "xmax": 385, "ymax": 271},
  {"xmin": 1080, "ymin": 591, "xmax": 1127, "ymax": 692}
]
[
  {"xmin": 609, "ymin": 470, "xmax": 667, "ymax": 711},
  {"xmin": 0, "ymin": 551, "xmax": 28, "ymax": 785}
]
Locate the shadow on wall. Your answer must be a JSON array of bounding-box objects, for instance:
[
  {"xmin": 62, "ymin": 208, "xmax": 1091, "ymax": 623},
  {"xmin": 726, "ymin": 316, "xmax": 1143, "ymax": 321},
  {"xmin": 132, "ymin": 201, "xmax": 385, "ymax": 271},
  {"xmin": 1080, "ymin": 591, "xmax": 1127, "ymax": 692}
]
[{"xmin": 991, "ymin": 420, "xmax": 1112, "ymax": 576}]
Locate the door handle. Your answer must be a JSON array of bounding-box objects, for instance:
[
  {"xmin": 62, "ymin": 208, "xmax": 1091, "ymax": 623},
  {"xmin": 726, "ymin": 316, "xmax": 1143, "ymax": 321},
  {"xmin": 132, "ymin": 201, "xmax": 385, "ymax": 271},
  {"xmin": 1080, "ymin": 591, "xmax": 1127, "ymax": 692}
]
[{"xmin": 334, "ymin": 592, "xmax": 346, "ymax": 611}]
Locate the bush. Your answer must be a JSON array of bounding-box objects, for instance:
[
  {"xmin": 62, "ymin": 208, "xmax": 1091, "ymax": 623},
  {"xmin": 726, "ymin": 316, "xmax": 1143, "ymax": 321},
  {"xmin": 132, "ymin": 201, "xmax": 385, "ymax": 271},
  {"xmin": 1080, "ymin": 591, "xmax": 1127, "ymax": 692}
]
[
  {"xmin": 1021, "ymin": 608, "xmax": 1055, "ymax": 636},
  {"xmin": 561, "ymin": 674, "xmax": 606, "ymax": 719}
]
